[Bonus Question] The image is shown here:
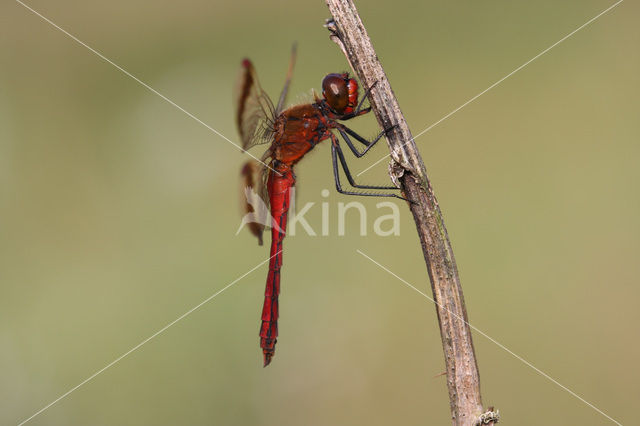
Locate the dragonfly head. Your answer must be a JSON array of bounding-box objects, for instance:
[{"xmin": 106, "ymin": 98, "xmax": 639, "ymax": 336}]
[{"xmin": 321, "ymin": 73, "xmax": 358, "ymax": 116}]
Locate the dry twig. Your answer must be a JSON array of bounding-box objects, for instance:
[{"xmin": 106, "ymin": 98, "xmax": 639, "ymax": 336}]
[{"xmin": 324, "ymin": 1, "xmax": 498, "ymax": 424}]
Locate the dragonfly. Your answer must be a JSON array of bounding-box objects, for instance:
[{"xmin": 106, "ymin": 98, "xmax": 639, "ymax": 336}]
[{"xmin": 234, "ymin": 46, "xmax": 406, "ymax": 366}]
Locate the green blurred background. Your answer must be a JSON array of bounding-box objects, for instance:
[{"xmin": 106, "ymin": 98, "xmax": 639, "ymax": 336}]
[{"xmin": 1, "ymin": 1, "xmax": 638, "ymax": 425}]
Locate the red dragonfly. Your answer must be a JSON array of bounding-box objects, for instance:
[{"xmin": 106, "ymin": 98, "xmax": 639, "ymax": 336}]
[{"xmin": 234, "ymin": 47, "xmax": 405, "ymax": 366}]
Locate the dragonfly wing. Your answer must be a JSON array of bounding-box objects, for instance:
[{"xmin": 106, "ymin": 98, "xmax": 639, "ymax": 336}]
[
  {"xmin": 234, "ymin": 59, "xmax": 276, "ymax": 151},
  {"xmin": 275, "ymin": 43, "xmax": 297, "ymax": 115},
  {"xmin": 239, "ymin": 159, "xmax": 271, "ymax": 245}
]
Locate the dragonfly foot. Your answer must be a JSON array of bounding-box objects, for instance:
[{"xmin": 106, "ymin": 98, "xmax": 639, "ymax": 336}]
[{"xmin": 384, "ymin": 124, "xmax": 399, "ymax": 134}]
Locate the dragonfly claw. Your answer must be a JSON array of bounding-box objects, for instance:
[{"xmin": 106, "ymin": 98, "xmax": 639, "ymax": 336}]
[{"xmin": 384, "ymin": 124, "xmax": 399, "ymax": 135}]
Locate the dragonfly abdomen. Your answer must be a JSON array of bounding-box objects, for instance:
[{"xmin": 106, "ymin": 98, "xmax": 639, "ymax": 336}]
[{"xmin": 260, "ymin": 165, "xmax": 295, "ymax": 366}]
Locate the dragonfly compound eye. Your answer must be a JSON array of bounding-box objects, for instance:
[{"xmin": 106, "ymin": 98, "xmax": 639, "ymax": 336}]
[{"xmin": 322, "ymin": 73, "xmax": 349, "ymax": 114}]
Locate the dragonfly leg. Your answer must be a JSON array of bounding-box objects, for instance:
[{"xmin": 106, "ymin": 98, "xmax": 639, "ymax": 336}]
[
  {"xmin": 330, "ymin": 135, "xmax": 409, "ymax": 201},
  {"xmin": 338, "ymin": 81, "xmax": 377, "ymax": 119},
  {"xmin": 351, "ymin": 80, "xmax": 378, "ymax": 116},
  {"xmin": 336, "ymin": 124, "xmax": 397, "ymax": 157}
]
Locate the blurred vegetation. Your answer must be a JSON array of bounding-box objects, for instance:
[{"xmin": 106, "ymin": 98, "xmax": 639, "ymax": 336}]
[{"xmin": 1, "ymin": 1, "xmax": 638, "ymax": 425}]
